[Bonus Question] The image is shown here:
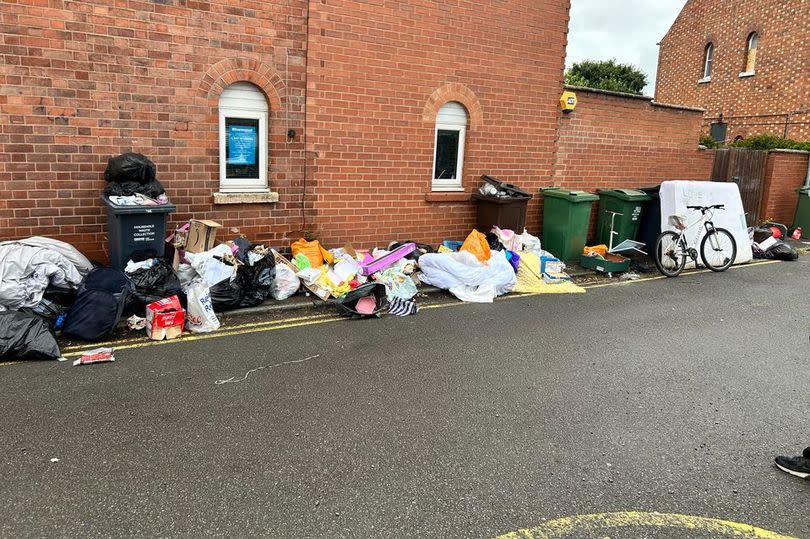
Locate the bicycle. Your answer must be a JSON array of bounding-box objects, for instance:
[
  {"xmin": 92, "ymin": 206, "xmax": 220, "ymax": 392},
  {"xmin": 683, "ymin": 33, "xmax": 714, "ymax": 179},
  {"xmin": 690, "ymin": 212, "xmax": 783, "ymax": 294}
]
[{"xmin": 653, "ymin": 204, "xmax": 738, "ymax": 277}]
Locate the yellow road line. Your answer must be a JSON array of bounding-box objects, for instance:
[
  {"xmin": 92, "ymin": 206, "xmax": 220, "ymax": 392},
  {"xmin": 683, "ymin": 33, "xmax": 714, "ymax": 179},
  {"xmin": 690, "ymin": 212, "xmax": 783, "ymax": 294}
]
[
  {"xmin": 0, "ymin": 259, "xmax": 785, "ymax": 365},
  {"xmin": 494, "ymin": 511, "xmax": 798, "ymax": 539}
]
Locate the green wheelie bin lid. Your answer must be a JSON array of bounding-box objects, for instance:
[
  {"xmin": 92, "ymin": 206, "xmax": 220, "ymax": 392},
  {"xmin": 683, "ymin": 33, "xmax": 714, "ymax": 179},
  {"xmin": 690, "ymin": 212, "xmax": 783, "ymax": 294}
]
[
  {"xmin": 541, "ymin": 187, "xmax": 599, "ymax": 202},
  {"xmin": 596, "ymin": 188, "xmax": 651, "ymax": 202}
]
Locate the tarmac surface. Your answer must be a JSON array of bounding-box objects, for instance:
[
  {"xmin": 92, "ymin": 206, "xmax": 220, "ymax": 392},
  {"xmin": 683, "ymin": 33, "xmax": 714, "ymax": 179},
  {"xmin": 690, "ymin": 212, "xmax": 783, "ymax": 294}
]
[{"xmin": 1, "ymin": 259, "xmax": 808, "ymax": 538}]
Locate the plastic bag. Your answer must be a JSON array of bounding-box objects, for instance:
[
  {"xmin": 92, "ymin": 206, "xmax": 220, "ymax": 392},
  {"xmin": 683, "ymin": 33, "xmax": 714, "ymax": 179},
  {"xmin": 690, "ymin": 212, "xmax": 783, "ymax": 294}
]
[
  {"xmin": 460, "ymin": 230, "xmax": 491, "ymax": 263},
  {"xmin": 0, "ymin": 311, "xmax": 61, "ymax": 360},
  {"xmin": 209, "ymin": 272, "xmax": 246, "ymax": 312},
  {"xmin": 516, "ymin": 229, "xmax": 542, "ymax": 256},
  {"xmin": 418, "ymin": 250, "xmax": 516, "ymax": 297},
  {"xmin": 127, "ymin": 258, "xmax": 184, "ymax": 310},
  {"xmin": 449, "ymin": 283, "xmax": 497, "ymax": 303},
  {"xmin": 104, "ymin": 153, "xmax": 156, "ymax": 184},
  {"xmin": 271, "ymin": 263, "xmax": 301, "ymax": 300},
  {"xmin": 184, "ymin": 280, "xmax": 220, "ymax": 333},
  {"xmin": 239, "ymin": 253, "xmax": 276, "ymax": 308},
  {"xmin": 291, "ymin": 239, "xmax": 334, "ymax": 268},
  {"xmin": 104, "ymin": 179, "xmax": 165, "ymax": 199},
  {"xmin": 765, "ymin": 242, "xmax": 799, "ymax": 261},
  {"xmin": 335, "ymin": 283, "xmax": 389, "ymax": 318}
]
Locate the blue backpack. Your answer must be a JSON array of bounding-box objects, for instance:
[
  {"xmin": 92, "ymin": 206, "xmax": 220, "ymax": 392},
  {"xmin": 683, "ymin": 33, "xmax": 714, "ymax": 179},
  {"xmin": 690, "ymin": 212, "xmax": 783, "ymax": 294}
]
[{"xmin": 62, "ymin": 267, "xmax": 132, "ymax": 341}]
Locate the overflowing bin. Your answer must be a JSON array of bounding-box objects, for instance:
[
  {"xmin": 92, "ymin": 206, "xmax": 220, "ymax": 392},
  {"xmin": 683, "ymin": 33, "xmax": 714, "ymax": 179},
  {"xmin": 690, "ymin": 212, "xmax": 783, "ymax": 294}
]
[
  {"xmin": 794, "ymin": 187, "xmax": 810, "ymax": 239},
  {"xmin": 103, "ymin": 196, "xmax": 176, "ymax": 270},
  {"xmin": 473, "ymin": 175, "xmax": 532, "ymax": 232},
  {"xmin": 541, "ymin": 188, "xmax": 598, "ymax": 261},
  {"xmin": 595, "ymin": 189, "xmax": 651, "ymax": 248}
]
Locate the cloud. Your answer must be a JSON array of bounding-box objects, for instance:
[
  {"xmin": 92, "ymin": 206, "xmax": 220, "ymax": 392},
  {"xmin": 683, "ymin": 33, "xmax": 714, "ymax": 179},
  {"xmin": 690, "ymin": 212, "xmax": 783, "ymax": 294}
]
[{"xmin": 566, "ymin": 0, "xmax": 687, "ymax": 94}]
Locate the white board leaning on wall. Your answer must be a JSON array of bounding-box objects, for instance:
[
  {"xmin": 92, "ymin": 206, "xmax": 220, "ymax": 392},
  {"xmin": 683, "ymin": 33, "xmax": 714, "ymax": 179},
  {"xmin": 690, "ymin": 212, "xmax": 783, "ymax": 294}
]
[{"xmin": 659, "ymin": 180, "xmax": 754, "ymax": 268}]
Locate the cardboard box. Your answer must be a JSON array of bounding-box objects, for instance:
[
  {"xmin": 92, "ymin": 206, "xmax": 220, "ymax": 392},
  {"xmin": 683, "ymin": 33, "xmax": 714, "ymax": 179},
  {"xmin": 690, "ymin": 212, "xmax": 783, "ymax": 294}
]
[
  {"xmin": 185, "ymin": 219, "xmax": 222, "ymax": 253},
  {"xmin": 145, "ymin": 295, "xmax": 186, "ymax": 341}
]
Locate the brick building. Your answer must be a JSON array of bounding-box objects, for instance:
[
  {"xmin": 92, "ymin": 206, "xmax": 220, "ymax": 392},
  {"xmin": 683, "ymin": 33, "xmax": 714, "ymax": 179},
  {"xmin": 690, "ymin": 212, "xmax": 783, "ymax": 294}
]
[
  {"xmin": 0, "ymin": 0, "xmax": 569, "ymax": 260},
  {"xmin": 655, "ymin": 0, "xmax": 810, "ymax": 142}
]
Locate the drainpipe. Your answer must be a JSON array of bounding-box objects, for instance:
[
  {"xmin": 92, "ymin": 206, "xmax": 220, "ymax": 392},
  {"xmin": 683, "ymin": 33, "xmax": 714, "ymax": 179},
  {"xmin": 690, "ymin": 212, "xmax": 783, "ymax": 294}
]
[{"xmin": 805, "ymin": 154, "xmax": 810, "ymax": 188}]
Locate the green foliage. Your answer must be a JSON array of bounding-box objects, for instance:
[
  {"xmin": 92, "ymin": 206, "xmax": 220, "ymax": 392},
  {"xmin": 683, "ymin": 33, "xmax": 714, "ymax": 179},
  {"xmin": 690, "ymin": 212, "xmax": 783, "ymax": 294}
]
[
  {"xmin": 730, "ymin": 134, "xmax": 810, "ymax": 152},
  {"xmin": 564, "ymin": 59, "xmax": 648, "ymax": 95},
  {"xmin": 699, "ymin": 135, "xmax": 721, "ymax": 149}
]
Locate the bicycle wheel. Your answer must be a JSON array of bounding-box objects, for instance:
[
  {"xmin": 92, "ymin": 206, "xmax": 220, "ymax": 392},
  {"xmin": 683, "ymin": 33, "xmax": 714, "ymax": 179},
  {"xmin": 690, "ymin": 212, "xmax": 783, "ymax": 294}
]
[
  {"xmin": 700, "ymin": 227, "xmax": 737, "ymax": 272},
  {"xmin": 654, "ymin": 231, "xmax": 687, "ymax": 277}
]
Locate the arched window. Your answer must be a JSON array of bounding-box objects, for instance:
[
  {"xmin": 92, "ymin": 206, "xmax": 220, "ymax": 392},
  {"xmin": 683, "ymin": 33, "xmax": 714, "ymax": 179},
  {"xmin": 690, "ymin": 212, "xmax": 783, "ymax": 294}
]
[
  {"xmin": 432, "ymin": 101, "xmax": 468, "ymax": 191},
  {"xmin": 219, "ymin": 82, "xmax": 269, "ymax": 192},
  {"xmin": 743, "ymin": 32, "xmax": 759, "ymax": 75},
  {"xmin": 702, "ymin": 43, "xmax": 714, "ymax": 81}
]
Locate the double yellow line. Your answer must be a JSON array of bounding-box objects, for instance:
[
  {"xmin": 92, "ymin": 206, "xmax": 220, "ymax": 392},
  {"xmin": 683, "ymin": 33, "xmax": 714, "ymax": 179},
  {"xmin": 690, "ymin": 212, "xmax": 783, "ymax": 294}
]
[{"xmin": 0, "ymin": 259, "xmax": 782, "ymax": 365}]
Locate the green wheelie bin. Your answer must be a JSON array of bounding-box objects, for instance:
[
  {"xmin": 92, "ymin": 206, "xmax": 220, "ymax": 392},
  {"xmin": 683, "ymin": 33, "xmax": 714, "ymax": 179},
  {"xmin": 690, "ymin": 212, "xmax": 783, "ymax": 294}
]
[
  {"xmin": 595, "ymin": 189, "xmax": 651, "ymax": 248},
  {"xmin": 794, "ymin": 187, "xmax": 810, "ymax": 239},
  {"xmin": 541, "ymin": 188, "xmax": 599, "ymax": 261}
]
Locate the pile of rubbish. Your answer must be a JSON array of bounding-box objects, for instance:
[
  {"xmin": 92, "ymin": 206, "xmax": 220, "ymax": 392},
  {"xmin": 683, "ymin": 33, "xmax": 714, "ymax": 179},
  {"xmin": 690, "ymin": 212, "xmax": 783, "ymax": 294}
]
[{"xmin": 750, "ymin": 222, "xmax": 800, "ymax": 261}]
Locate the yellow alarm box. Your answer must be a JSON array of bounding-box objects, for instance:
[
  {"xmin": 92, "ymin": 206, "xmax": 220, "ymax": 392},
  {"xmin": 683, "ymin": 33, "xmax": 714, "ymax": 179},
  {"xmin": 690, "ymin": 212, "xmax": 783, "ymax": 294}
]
[{"xmin": 560, "ymin": 91, "xmax": 577, "ymax": 113}]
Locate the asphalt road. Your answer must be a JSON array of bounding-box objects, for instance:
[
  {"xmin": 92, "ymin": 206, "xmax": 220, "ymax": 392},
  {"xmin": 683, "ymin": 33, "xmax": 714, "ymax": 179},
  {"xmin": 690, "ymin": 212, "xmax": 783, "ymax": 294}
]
[{"xmin": 1, "ymin": 260, "xmax": 808, "ymax": 539}]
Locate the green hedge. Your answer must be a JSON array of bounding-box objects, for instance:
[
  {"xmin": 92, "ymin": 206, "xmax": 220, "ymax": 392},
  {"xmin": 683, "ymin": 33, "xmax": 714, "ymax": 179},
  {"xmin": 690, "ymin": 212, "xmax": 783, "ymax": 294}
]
[{"xmin": 730, "ymin": 134, "xmax": 810, "ymax": 152}]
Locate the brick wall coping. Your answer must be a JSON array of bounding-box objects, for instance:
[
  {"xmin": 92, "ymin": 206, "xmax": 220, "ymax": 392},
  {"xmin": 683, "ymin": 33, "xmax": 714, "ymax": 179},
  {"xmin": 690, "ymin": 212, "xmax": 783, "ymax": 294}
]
[
  {"xmin": 563, "ymin": 85, "xmax": 705, "ymax": 113},
  {"xmin": 768, "ymin": 149, "xmax": 810, "ymax": 155}
]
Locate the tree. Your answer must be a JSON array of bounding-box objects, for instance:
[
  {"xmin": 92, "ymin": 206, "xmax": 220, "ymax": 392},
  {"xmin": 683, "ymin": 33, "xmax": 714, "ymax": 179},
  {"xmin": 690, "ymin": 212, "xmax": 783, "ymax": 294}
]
[{"xmin": 564, "ymin": 59, "xmax": 648, "ymax": 95}]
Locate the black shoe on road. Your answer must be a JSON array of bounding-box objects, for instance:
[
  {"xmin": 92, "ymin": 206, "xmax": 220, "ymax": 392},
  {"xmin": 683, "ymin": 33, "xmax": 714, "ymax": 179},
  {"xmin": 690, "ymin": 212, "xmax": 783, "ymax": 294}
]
[{"xmin": 775, "ymin": 454, "xmax": 810, "ymax": 479}]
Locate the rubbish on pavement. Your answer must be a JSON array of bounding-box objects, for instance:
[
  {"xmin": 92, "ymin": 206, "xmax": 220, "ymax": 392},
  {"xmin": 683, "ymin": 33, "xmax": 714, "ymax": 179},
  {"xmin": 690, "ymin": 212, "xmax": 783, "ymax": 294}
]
[
  {"xmin": 296, "ymin": 267, "xmax": 322, "ymax": 284},
  {"xmin": 760, "ymin": 241, "xmax": 799, "ymax": 261},
  {"xmin": 271, "ymin": 260, "xmax": 301, "ymax": 301},
  {"xmin": 0, "ymin": 237, "xmax": 91, "ymax": 311},
  {"xmin": 515, "ymin": 229, "xmax": 542, "ymax": 257},
  {"xmin": 239, "ymin": 251, "xmax": 276, "ymax": 308},
  {"xmin": 579, "ymin": 252, "xmax": 631, "ymax": 274},
  {"xmin": 274, "ymin": 250, "xmax": 329, "ymax": 300},
  {"xmin": 184, "ymin": 279, "xmax": 220, "ymax": 333},
  {"xmin": 449, "ymin": 283, "xmax": 498, "ymax": 303},
  {"xmin": 583, "ymin": 245, "xmax": 609, "ymax": 257},
  {"xmin": 184, "ymin": 219, "xmax": 222, "ymax": 254},
  {"xmin": 418, "ymin": 250, "xmax": 516, "ymax": 301},
  {"xmin": 127, "ymin": 257, "xmax": 184, "ymax": 310},
  {"xmin": 62, "ymin": 267, "xmax": 131, "ymax": 341},
  {"xmin": 388, "ymin": 241, "xmax": 434, "ymax": 261},
  {"xmin": 214, "ymin": 354, "xmax": 321, "ymax": 385},
  {"xmin": 540, "ymin": 255, "xmax": 565, "ymax": 274},
  {"xmin": 620, "ymin": 272, "xmax": 641, "ymax": 281},
  {"xmin": 73, "ymin": 347, "xmax": 115, "ymax": 366},
  {"xmin": 361, "ymin": 242, "xmax": 416, "ymax": 276},
  {"xmin": 0, "ymin": 311, "xmax": 61, "ymax": 360},
  {"xmin": 492, "ymin": 227, "xmax": 517, "ymax": 251},
  {"xmin": 442, "ymin": 240, "xmax": 464, "ymax": 252},
  {"xmin": 791, "ymin": 227, "xmax": 802, "ymax": 240},
  {"xmin": 127, "ymin": 315, "xmax": 146, "ymax": 330},
  {"xmin": 505, "ymin": 250, "xmax": 520, "ymax": 273},
  {"xmin": 145, "ymin": 295, "xmax": 185, "ymax": 340},
  {"xmin": 513, "ymin": 251, "xmax": 585, "ymax": 294},
  {"xmin": 294, "ymin": 253, "xmax": 312, "ymax": 270},
  {"xmin": 388, "ymin": 297, "xmax": 418, "ymax": 316},
  {"xmin": 291, "ymin": 239, "xmax": 334, "ymax": 268},
  {"xmin": 373, "ymin": 267, "xmax": 418, "ymax": 300},
  {"xmin": 460, "ymin": 230, "xmax": 491, "ymax": 263},
  {"xmin": 336, "ymin": 283, "xmax": 389, "ymax": 318}
]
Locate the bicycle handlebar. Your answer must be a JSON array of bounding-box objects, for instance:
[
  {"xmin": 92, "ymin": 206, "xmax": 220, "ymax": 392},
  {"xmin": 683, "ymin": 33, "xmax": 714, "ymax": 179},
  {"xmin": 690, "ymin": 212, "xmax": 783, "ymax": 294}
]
[{"xmin": 687, "ymin": 204, "xmax": 725, "ymax": 211}]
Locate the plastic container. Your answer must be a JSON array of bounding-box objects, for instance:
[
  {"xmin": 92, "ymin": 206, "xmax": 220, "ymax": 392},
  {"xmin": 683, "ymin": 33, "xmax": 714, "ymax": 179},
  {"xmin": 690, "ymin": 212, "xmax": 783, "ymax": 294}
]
[
  {"xmin": 595, "ymin": 189, "xmax": 651, "ymax": 248},
  {"xmin": 793, "ymin": 187, "xmax": 810, "ymax": 239},
  {"xmin": 541, "ymin": 188, "xmax": 599, "ymax": 261},
  {"xmin": 102, "ymin": 196, "xmax": 176, "ymax": 270},
  {"xmin": 580, "ymin": 253, "xmax": 631, "ymax": 274},
  {"xmin": 473, "ymin": 176, "xmax": 532, "ymax": 232}
]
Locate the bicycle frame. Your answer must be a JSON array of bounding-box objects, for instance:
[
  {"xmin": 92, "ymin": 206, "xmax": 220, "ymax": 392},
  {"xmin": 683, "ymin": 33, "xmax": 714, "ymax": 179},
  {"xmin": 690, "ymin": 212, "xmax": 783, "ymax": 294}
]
[{"xmin": 669, "ymin": 209, "xmax": 721, "ymax": 260}]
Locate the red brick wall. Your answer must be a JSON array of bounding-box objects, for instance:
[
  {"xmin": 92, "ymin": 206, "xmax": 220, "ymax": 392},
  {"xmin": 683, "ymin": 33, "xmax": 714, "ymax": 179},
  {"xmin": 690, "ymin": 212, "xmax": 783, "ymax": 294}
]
[
  {"xmin": 760, "ymin": 150, "xmax": 809, "ymax": 225},
  {"xmin": 0, "ymin": 1, "xmax": 308, "ymax": 261},
  {"xmin": 305, "ymin": 0, "xmax": 570, "ymax": 246},
  {"xmin": 554, "ymin": 88, "xmax": 715, "ymax": 191},
  {"xmin": 655, "ymin": 0, "xmax": 810, "ymax": 140}
]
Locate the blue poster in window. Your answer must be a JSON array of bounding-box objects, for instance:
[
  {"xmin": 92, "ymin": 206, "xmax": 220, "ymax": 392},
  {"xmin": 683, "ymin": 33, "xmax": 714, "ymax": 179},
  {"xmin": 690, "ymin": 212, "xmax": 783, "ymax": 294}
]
[{"xmin": 227, "ymin": 124, "xmax": 257, "ymax": 165}]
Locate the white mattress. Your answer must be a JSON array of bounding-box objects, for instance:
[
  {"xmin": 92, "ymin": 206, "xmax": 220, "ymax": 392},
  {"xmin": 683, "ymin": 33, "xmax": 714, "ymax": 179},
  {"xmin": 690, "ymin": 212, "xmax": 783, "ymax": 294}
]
[{"xmin": 659, "ymin": 180, "xmax": 753, "ymax": 267}]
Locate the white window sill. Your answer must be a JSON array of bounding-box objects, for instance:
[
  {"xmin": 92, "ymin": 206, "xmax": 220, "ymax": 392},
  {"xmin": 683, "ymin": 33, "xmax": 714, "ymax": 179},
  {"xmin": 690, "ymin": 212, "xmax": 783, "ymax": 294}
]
[
  {"xmin": 213, "ymin": 191, "xmax": 279, "ymax": 204},
  {"xmin": 739, "ymin": 71, "xmax": 755, "ymax": 78},
  {"xmin": 431, "ymin": 186, "xmax": 464, "ymax": 193},
  {"xmin": 698, "ymin": 77, "xmax": 711, "ymax": 84}
]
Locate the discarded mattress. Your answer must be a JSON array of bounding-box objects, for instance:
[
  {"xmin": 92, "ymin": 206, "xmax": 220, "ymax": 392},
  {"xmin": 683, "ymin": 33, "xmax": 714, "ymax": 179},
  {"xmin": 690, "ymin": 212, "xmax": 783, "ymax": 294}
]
[
  {"xmin": 659, "ymin": 181, "xmax": 753, "ymax": 267},
  {"xmin": 0, "ymin": 237, "xmax": 92, "ymax": 311},
  {"xmin": 418, "ymin": 250, "xmax": 516, "ymax": 302}
]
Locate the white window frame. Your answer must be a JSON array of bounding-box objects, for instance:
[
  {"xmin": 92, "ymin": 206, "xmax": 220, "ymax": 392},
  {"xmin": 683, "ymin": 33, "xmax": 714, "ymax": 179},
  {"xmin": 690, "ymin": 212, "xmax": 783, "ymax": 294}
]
[
  {"xmin": 700, "ymin": 43, "xmax": 713, "ymax": 82},
  {"xmin": 432, "ymin": 123, "xmax": 466, "ymax": 192},
  {"xmin": 740, "ymin": 32, "xmax": 758, "ymax": 77},
  {"xmin": 219, "ymin": 99, "xmax": 269, "ymax": 193}
]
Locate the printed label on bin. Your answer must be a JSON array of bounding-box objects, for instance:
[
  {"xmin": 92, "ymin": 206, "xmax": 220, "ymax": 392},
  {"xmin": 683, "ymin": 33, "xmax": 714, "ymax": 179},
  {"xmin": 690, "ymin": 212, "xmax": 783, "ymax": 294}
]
[{"xmin": 132, "ymin": 223, "xmax": 156, "ymax": 242}]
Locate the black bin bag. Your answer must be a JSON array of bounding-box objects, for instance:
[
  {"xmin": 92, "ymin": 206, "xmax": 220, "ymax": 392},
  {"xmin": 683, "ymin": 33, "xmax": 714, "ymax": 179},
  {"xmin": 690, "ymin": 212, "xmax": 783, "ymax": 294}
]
[
  {"xmin": 335, "ymin": 283, "xmax": 389, "ymax": 318},
  {"xmin": 103, "ymin": 152, "xmax": 166, "ymax": 198},
  {"xmin": 0, "ymin": 312, "xmax": 61, "ymax": 360},
  {"xmin": 62, "ymin": 267, "xmax": 131, "ymax": 341},
  {"xmin": 127, "ymin": 259, "xmax": 184, "ymax": 312}
]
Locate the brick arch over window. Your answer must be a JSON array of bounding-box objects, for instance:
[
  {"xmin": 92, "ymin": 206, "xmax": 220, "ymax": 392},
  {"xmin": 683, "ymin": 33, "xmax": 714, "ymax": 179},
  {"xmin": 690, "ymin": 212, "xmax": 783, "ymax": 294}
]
[
  {"xmin": 199, "ymin": 58, "xmax": 285, "ymax": 111},
  {"xmin": 422, "ymin": 83, "xmax": 483, "ymax": 131}
]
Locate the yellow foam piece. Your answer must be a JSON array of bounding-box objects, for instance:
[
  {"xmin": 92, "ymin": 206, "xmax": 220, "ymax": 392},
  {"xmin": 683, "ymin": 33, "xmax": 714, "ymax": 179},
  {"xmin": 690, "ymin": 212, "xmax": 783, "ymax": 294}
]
[{"xmin": 513, "ymin": 251, "xmax": 585, "ymax": 294}]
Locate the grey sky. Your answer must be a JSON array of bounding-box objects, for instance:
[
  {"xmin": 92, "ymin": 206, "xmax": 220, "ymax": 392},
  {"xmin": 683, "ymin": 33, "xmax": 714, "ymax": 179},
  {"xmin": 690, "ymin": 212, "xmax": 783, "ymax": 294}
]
[{"xmin": 566, "ymin": 0, "xmax": 688, "ymax": 95}]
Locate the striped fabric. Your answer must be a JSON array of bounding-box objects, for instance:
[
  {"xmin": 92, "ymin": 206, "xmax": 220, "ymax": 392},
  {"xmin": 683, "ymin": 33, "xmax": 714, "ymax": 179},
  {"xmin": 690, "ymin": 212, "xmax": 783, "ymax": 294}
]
[{"xmin": 388, "ymin": 297, "xmax": 418, "ymax": 316}]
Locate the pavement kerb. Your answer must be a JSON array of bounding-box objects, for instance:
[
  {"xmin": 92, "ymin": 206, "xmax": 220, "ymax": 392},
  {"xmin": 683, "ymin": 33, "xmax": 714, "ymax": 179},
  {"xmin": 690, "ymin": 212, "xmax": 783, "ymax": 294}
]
[{"xmin": 215, "ymin": 259, "xmax": 785, "ymax": 320}]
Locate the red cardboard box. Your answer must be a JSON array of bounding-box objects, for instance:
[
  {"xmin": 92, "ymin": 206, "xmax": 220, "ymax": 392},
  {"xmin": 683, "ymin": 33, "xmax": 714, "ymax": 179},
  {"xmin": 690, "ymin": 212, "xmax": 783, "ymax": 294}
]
[{"xmin": 145, "ymin": 295, "xmax": 185, "ymax": 341}]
